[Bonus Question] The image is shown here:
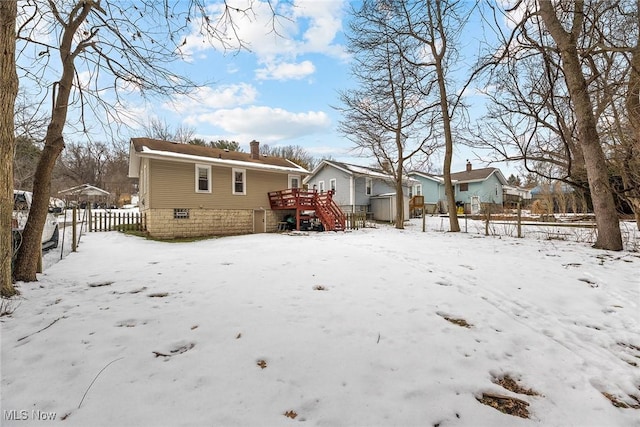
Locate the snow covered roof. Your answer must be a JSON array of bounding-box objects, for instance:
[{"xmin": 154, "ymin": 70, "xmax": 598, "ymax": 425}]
[
  {"xmin": 407, "ymin": 171, "xmax": 446, "ymax": 183},
  {"xmin": 128, "ymin": 138, "xmax": 309, "ymax": 178},
  {"xmin": 58, "ymin": 184, "xmax": 110, "ymax": 197},
  {"xmin": 305, "ymin": 159, "xmax": 418, "ymax": 184}
]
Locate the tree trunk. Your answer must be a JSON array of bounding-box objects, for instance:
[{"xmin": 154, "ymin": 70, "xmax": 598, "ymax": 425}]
[
  {"xmin": 539, "ymin": 1, "xmax": 622, "ymax": 250},
  {"xmin": 438, "ymin": 63, "xmax": 460, "ymax": 232},
  {"xmin": 1, "ymin": 0, "xmax": 18, "ymax": 296},
  {"xmin": 395, "ymin": 163, "xmax": 405, "ymax": 229},
  {"xmin": 13, "ymin": 3, "xmax": 88, "ymax": 281},
  {"xmin": 625, "ymin": 2, "xmax": 640, "ymax": 232}
]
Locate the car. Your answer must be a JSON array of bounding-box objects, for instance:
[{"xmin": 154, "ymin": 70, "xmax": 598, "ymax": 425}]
[{"xmin": 12, "ymin": 190, "xmax": 61, "ymax": 255}]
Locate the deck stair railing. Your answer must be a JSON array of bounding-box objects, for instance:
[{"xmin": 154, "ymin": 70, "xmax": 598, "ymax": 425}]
[{"xmin": 268, "ymin": 188, "xmax": 346, "ymax": 231}]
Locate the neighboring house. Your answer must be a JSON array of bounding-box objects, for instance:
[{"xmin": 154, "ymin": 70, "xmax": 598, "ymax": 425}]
[
  {"xmin": 303, "ymin": 160, "xmax": 415, "ymax": 215},
  {"xmin": 406, "ymin": 171, "xmax": 445, "ymax": 214},
  {"xmin": 128, "ymin": 138, "xmax": 308, "ymax": 238},
  {"xmin": 503, "ymin": 185, "xmax": 533, "ymax": 209},
  {"xmin": 450, "ymin": 162, "xmax": 507, "ymax": 214}
]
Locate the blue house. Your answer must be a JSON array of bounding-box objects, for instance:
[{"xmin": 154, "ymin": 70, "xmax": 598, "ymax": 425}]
[
  {"xmin": 407, "ymin": 171, "xmax": 444, "ymax": 213},
  {"xmin": 450, "ymin": 162, "xmax": 507, "ymax": 214},
  {"xmin": 409, "ymin": 162, "xmax": 508, "ymax": 214}
]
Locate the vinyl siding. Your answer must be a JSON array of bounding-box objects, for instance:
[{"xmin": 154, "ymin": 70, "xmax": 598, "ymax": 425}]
[
  {"xmin": 148, "ymin": 158, "xmax": 289, "ymax": 209},
  {"xmin": 306, "ymin": 164, "xmax": 352, "ymax": 206}
]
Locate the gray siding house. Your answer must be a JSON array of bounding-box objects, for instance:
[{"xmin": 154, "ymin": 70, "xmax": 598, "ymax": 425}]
[{"xmin": 303, "ymin": 160, "xmax": 414, "ymax": 214}]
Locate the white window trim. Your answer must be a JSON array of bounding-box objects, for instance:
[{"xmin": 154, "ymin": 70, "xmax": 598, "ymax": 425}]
[
  {"xmin": 330, "ymin": 178, "xmax": 337, "ymax": 192},
  {"xmin": 232, "ymin": 168, "xmax": 246, "ymax": 195},
  {"xmin": 365, "ymin": 178, "xmax": 372, "ymax": 196},
  {"xmin": 195, "ymin": 164, "xmax": 211, "ymax": 193},
  {"xmin": 319, "ymin": 180, "xmax": 325, "ymax": 193},
  {"xmin": 415, "ymin": 184, "xmax": 422, "ymax": 196},
  {"xmin": 288, "ymin": 174, "xmax": 301, "ymax": 189}
]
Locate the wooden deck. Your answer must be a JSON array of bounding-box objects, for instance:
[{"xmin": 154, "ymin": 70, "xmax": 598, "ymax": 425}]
[{"xmin": 268, "ymin": 189, "xmax": 346, "ymax": 231}]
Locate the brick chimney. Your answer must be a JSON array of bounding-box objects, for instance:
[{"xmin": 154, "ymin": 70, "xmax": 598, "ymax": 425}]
[
  {"xmin": 250, "ymin": 140, "xmax": 260, "ymax": 160},
  {"xmin": 466, "ymin": 160, "xmax": 472, "ymax": 172}
]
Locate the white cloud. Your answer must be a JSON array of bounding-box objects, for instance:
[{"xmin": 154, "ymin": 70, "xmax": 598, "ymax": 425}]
[
  {"xmin": 185, "ymin": 106, "xmax": 331, "ymax": 141},
  {"xmin": 255, "ymin": 60, "xmax": 315, "ymax": 81},
  {"xmin": 178, "ymin": 0, "xmax": 347, "ymax": 76},
  {"xmin": 163, "ymin": 84, "xmax": 258, "ymax": 113}
]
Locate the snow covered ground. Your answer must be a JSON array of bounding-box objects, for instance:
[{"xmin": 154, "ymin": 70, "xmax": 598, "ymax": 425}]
[{"xmin": 2, "ymin": 218, "xmax": 639, "ymax": 426}]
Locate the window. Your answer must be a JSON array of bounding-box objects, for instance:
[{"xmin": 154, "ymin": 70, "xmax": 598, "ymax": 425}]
[
  {"xmin": 174, "ymin": 208, "xmax": 189, "ymax": 219},
  {"xmin": 414, "ymin": 184, "xmax": 422, "ymax": 196},
  {"xmin": 330, "ymin": 179, "xmax": 336, "ymax": 193},
  {"xmin": 289, "ymin": 175, "xmax": 300, "ymax": 189},
  {"xmin": 459, "ymin": 183, "xmax": 469, "ymax": 192},
  {"xmin": 319, "ymin": 181, "xmax": 325, "ymax": 193},
  {"xmin": 195, "ymin": 164, "xmax": 211, "ymax": 193},
  {"xmin": 232, "ymin": 168, "xmax": 246, "ymax": 195},
  {"xmin": 365, "ymin": 178, "xmax": 372, "ymax": 196}
]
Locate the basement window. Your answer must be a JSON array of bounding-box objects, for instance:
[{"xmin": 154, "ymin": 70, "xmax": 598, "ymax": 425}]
[
  {"xmin": 173, "ymin": 208, "xmax": 190, "ymax": 219},
  {"xmin": 460, "ymin": 183, "xmax": 469, "ymax": 192}
]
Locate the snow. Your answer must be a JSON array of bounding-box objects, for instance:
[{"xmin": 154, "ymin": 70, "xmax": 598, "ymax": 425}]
[{"xmin": 2, "ymin": 218, "xmax": 639, "ymax": 426}]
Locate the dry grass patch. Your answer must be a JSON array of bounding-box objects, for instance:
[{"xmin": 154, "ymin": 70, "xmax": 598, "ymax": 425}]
[
  {"xmin": 493, "ymin": 374, "xmax": 540, "ymax": 396},
  {"xmin": 283, "ymin": 410, "xmax": 298, "ymax": 419},
  {"xmin": 477, "ymin": 393, "xmax": 530, "ymax": 418},
  {"xmin": 602, "ymin": 392, "xmax": 640, "ymax": 409},
  {"xmin": 437, "ymin": 312, "xmax": 472, "ymax": 328}
]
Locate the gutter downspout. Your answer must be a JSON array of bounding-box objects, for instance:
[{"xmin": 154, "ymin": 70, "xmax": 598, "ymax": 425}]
[{"xmin": 350, "ymin": 176, "xmax": 355, "ymax": 213}]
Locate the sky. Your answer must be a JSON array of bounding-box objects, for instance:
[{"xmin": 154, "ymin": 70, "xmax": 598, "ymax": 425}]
[
  {"xmin": 2, "ymin": 216, "xmax": 639, "ymax": 426},
  {"xmin": 119, "ymin": 0, "xmax": 504, "ymax": 175},
  {"xmin": 15, "ymin": 0, "xmax": 516, "ymax": 176}
]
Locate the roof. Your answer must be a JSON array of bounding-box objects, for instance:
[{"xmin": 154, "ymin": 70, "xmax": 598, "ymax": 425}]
[
  {"xmin": 128, "ymin": 138, "xmax": 308, "ymax": 178},
  {"xmin": 58, "ymin": 184, "xmax": 110, "ymax": 197},
  {"xmin": 407, "ymin": 170, "xmax": 445, "ymax": 183},
  {"xmin": 449, "ymin": 167, "xmax": 507, "ymax": 185},
  {"xmin": 304, "ymin": 159, "xmax": 418, "ymax": 184}
]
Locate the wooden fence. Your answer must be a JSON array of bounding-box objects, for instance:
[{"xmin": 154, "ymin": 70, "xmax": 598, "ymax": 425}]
[
  {"xmin": 90, "ymin": 211, "xmax": 146, "ymax": 232},
  {"xmin": 345, "ymin": 212, "xmax": 368, "ymax": 230}
]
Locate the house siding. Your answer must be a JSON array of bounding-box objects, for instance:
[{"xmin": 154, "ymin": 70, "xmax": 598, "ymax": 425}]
[
  {"xmin": 306, "ymin": 164, "xmax": 352, "ymax": 208},
  {"xmin": 456, "ymin": 174, "xmax": 504, "ymax": 205},
  {"xmin": 147, "ymin": 158, "xmax": 289, "ymax": 209}
]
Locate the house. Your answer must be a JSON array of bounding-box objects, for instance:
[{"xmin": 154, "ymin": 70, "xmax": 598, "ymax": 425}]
[
  {"xmin": 502, "ymin": 185, "xmax": 533, "ymax": 209},
  {"xmin": 406, "ymin": 171, "xmax": 445, "ymax": 214},
  {"xmin": 128, "ymin": 138, "xmax": 309, "ymax": 238},
  {"xmin": 450, "ymin": 162, "xmax": 507, "ymax": 214},
  {"xmin": 303, "ymin": 160, "xmax": 416, "ymax": 218}
]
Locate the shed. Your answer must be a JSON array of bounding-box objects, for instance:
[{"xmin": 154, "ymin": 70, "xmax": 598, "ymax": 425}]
[
  {"xmin": 370, "ymin": 193, "xmax": 410, "ymax": 222},
  {"xmin": 58, "ymin": 184, "xmax": 111, "ymax": 207}
]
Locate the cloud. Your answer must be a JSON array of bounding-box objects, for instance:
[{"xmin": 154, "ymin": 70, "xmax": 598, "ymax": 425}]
[
  {"xmin": 255, "ymin": 60, "xmax": 315, "ymax": 81},
  {"xmin": 178, "ymin": 0, "xmax": 347, "ymax": 75},
  {"xmin": 162, "ymin": 84, "xmax": 258, "ymax": 113},
  {"xmin": 185, "ymin": 106, "xmax": 331, "ymax": 141}
]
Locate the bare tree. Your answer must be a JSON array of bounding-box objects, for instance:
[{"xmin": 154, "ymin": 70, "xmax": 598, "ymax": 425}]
[
  {"xmin": 142, "ymin": 118, "xmax": 195, "ymax": 144},
  {"xmin": 1, "ymin": 0, "xmax": 18, "ymax": 296},
  {"xmin": 477, "ymin": 0, "xmax": 630, "ymax": 250},
  {"xmin": 337, "ymin": 0, "xmax": 440, "ymax": 229},
  {"xmin": 260, "ymin": 144, "xmax": 317, "ymax": 171},
  {"xmin": 396, "ymin": 0, "xmax": 475, "ymax": 231},
  {"xmin": 11, "ymin": 0, "xmax": 277, "ymax": 282}
]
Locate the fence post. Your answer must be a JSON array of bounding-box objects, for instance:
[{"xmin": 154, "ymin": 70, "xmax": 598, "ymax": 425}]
[
  {"xmin": 517, "ymin": 198, "xmax": 522, "ymax": 238},
  {"xmin": 72, "ymin": 207, "xmax": 77, "ymax": 252}
]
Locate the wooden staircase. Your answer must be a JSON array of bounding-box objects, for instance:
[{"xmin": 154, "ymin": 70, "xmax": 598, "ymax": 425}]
[{"xmin": 268, "ymin": 188, "xmax": 346, "ymax": 232}]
